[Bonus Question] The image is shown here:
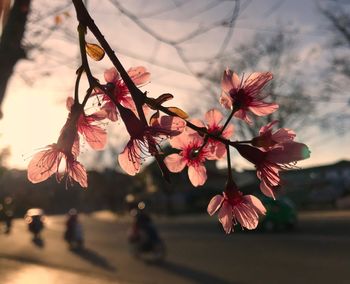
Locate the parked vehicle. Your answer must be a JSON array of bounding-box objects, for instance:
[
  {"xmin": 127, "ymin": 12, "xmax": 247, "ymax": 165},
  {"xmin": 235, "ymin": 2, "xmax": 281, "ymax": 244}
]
[{"xmin": 259, "ymin": 196, "xmax": 297, "ymax": 232}]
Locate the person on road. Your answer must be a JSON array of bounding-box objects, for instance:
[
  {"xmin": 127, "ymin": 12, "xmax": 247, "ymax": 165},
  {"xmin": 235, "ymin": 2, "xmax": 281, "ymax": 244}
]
[
  {"xmin": 0, "ymin": 196, "xmax": 14, "ymax": 234},
  {"xmin": 64, "ymin": 208, "xmax": 84, "ymax": 250}
]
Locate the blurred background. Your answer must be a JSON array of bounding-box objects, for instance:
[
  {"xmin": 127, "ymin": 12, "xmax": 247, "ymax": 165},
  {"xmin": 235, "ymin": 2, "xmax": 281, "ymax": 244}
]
[{"xmin": 0, "ymin": 0, "xmax": 349, "ymax": 283}]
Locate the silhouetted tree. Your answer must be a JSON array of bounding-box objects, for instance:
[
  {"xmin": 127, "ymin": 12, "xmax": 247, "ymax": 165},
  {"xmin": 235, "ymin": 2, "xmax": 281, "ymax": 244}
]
[{"xmin": 0, "ymin": 0, "xmax": 31, "ymax": 118}]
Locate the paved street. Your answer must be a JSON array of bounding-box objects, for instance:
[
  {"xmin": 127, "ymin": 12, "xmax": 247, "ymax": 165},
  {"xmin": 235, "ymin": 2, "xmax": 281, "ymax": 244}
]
[{"xmin": 0, "ymin": 211, "xmax": 349, "ymax": 284}]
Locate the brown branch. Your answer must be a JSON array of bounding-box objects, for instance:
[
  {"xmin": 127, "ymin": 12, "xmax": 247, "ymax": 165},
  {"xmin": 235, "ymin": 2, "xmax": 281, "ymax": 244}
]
[
  {"xmin": 71, "ymin": 0, "xmax": 251, "ymax": 153},
  {"xmin": 72, "ymin": 0, "xmax": 147, "ymax": 125}
]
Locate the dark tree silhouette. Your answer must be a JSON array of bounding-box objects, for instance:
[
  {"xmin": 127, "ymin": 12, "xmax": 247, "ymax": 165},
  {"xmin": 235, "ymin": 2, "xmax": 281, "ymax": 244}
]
[
  {"xmin": 318, "ymin": 0, "xmax": 350, "ymax": 134},
  {"xmin": 0, "ymin": 0, "xmax": 31, "ymax": 118}
]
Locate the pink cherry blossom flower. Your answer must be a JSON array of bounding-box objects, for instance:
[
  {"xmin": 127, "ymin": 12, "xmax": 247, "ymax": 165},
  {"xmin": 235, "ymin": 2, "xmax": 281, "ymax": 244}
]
[
  {"xmin": 27, "ymin": 144, "xmax": 87, "ymax": 188},
  {"xmin": 164, "ymin": 131, "xmax": 216, "ymax": 187},
  {"xmin": 66, "ymin": 97, "xmax": 107, "ymax": 150},
  {"xmin": 27, "ymin": 107, "xmax": 88, "ymax": 187},
  {"xmin": 235, "ymin": 143, "xmax": 310, "ymax": 199},
  {"xmin": 200, "ymin": 109, "xmax": 234, "ymax": 158},
  {"xmin": 98, "ymin": 66, "xmax": 150, "ymax": 121},
  {"xmin": 251, "ymin": 120, "xmax": 296, "ymax": 151},
  {"xmin": 220, "ymin": 68, "xmax": 278, "ymax": 124},
  {"xmin": 207, "ymin": 190, "xmax": 266, "ymax": 234},
  {"xmin": 118, "ymin": 106, "xmax": 185, "ymax": 175}
]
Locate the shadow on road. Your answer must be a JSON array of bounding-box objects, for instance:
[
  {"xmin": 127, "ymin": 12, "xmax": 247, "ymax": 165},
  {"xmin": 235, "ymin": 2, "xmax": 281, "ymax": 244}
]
[
  {"xmin": 31, "ymin": 237, "xmax": 45, "ymax": 248},
  {"xmin": 158, "ymin": 261, "xmax": 237, "ymax": 284},
  {"xmin": 70, "ymin": 247, "xmax": 116, "ymax": 271}
]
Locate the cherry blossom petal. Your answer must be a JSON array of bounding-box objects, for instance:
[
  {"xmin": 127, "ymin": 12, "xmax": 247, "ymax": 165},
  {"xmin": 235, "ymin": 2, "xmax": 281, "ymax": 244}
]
[
  {"xmin": 72, "ymin": 136, "xmax": 80, "ymax": 158},
  {"xmin": 164, "ymin": 154, "xmax": 186, "ymax": 173},
  {"xmin": 231, "ymin": 71, "xmax": 241, "ymax": 89},
  {"xmin": 104, "ymin": 67, "xmax": 119, "ymax": 83},
  {"xmin": 272, "ymin": 128, "xmax": 296, "ymax": 143},
  {"xmin": 259, "ymin": 120, "xmax": 278, "ymax": 135},
  {"xmin": 234, "ymin": 204, "xmax": 258, "ymax": 230},
  {"xmin": 101, "ymin": 101, "xmax": 118, "ymax": 122},
  {"xmin": 90, "ymin": 109, "xmax": 108, "ymax": 121},
  {"xmin": 190, "ymin": 132, "xmax": 204, "ymax": 146},
  {"xmin": 207, "ymin": 195, "xmax": 224, "ymax": 216},
  {"xmin": 222, "ymin": 124, "xmax": 234, "ymax": 139},
  {"xmin": 118, "ymin": 142, "xmax": 141, "ymax": 176},
  {"xmin": 127, "ymin": 66, "xmax": 151, "ymax": 86},
  {"xmin": 188, "ymin": 164, "xmax": 207, "ymax": 187},
  {"xmin": 214, "ymin": 143, "xmax": 226, "ymax": 159},
  {"xmin": 187, "ymin": 119, "xmax": 204, "ymax": 135},
  {"xmin": 121, "ymin": 96, "xmax": 137, "ymax": 112},
  {"xmin": 221, "ymin": 69, "xmax": 233, "ymax": 93},
  {"xmin": 66, "ymin": 97, "xmax": 74, "ymax": 111},
  {"xmin": 205, "ymin": 109, "xmax": 223, "ymax": 127},
  {"xmin": 27, "ymin": 148, "xmax": 59, "ymax": 183},
  {"xmin": 218, "ymin": 202, "xmax": 233, "ymax": 234},
  {"xmin": 221, "ymin": 69, "xmax": 240, "ymax": 93},
  {"xmin": 169, "ymin": 132, "xmax": 192, "ymax": 149},
  {"xmin": 268, "ymin": 142, "xmax": 310, "ymax": 164},
  {"xmin": 260, "ymin": 180, "xmax": 276, "ymax": 199},
  {"xmin": 249, "ymin": 103, "xmax": 278, "ymax": 116},
  {"xmin": 243, "ymin": 195, "xmax": 267, "ymax": 215},
  {"xmin": 219, "ymin": 92, "xmax": 233, "ymax": 109},
  {"xmin": 241, "ymin": 204, "xmax": 259, "ymax": 229},
  {"xmin": 69, "ymin": 161, "xmax": 88, "ymax": 188},
  {"xmin": 244, "ymin": 72, "xmax": 273, "ymax": 96},
  {"xmin": 158, "ymin": 116, "xmax": 185, "ymax": 135},
  {"xmin": 205, "ymin": 146, "xmax": 221, "ymax": 161},
  {"xmin": 81, "ymin": 124, "xmax": 107, "ymax": 150},
  {"xmin": 234, "ymin": 109, "xmax": 252, "ymax": 124},
  {"xmin": 258, "ymin": 164, "xmax": 280, "ymax": 186}
]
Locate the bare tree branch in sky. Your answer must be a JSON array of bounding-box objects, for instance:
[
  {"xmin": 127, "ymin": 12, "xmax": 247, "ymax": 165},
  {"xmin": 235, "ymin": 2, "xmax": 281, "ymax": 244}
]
[
  {"xmin": 201, "ymin": 29, "xmax": 315, "ymax": 140},
  {"xmin": 318, "ymin": 0, "xmax": 350, "ymax": 134},
  {"xmin": 0, "ymin": 0, "xmax": 242, "ymax": 119}
]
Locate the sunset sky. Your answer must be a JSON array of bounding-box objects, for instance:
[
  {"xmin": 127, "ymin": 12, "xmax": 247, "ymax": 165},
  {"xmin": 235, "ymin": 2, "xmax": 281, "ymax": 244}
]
[{"xmin": 0, "ymin": 0, "xmax": 349, "ymax": 171}]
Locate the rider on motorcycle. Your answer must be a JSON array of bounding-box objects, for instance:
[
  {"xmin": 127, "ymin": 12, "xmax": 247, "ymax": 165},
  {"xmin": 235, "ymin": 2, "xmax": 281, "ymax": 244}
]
[
  {"xmin": 128, "ymin": 203, "xmax": 165, "ymax": 260},
  {"xmin": 25, "ymin": 208, "xmax": 44, "ymax": 240}
]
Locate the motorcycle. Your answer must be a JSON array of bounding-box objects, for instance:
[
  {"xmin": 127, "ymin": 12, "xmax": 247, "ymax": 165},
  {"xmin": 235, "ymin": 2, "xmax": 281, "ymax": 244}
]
[
  {"xmin": 25, "ymin": 208, "xmax": 44, "ymax": 241},
  {"xmin": 128, "ymin": 210, "xmax": 166, "ymax": 262}
]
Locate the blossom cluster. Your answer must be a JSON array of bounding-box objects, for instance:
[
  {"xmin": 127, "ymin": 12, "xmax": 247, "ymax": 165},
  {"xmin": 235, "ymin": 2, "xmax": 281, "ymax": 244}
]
[{"xmin": 27, "ymin": 64, "xmax": 310, "ymax": 233}]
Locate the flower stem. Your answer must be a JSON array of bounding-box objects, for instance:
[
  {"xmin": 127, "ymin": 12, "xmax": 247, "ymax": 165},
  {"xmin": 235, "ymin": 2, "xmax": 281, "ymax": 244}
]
[
  {"xmin": 77, "ymin": 24, "xmax": 95, "ymax": 87},
  {"xmin": 226, "ymin": 144, "xmax": 233, "ymax": 183},
  {"xmin": 220, "ymin": 106, "xmax": 238, "ymax": 135},
  {"xmin": 72, "ymin": 0, "xmax": 252, "ymax": 157},
  {"xmin": 74, "ymin": 66, "xmax": 84, "ymax": 103},
  {"xmin": 72, "ymin": 0, "xmax": 147, "ymax": 126}
]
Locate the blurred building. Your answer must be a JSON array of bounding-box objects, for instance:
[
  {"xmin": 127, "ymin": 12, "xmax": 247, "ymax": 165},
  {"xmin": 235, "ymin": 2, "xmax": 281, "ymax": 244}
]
[
  {"xmin": 0, "ymin": 160, "xmax": 349, "ymax": 216},
  {"xmin": 0, "ymin": 169, "xmax": 137, "ymax": 216},
  {"xmin": 280, "ymin": 160, "xmax": 350, "ymax": 209},
  {"xmin": 138, "ymin": 159, "xmax": 350, "ymax": 213}
]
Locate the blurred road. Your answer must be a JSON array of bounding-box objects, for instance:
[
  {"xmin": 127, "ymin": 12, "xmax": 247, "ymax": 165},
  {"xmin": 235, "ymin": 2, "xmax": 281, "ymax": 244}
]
[{"xmin": 0, "ymin": 211, "xmax": 349, "ymax": 284}]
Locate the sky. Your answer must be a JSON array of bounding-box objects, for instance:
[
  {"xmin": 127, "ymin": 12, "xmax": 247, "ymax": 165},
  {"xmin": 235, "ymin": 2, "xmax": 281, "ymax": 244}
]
[{"xmin": 0, "ymin": 0, "xmax": 349, "ymax": 172}]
